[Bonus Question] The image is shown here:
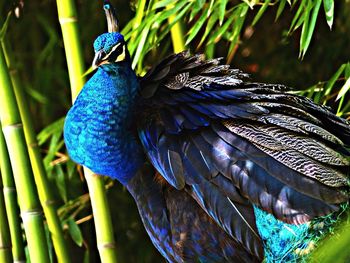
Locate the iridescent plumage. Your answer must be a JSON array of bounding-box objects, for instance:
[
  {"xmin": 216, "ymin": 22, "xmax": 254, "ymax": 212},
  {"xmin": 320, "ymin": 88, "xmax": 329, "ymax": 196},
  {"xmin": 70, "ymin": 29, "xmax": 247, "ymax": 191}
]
[{"xmin": 64, "ymin": 2, "xmax": 350, "ymax": 262}]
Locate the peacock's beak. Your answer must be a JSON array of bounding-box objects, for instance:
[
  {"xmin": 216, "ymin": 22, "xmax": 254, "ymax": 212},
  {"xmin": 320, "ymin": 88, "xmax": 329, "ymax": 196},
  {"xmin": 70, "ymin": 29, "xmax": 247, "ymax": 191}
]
[
  {"xmin": 92, "ymin": 50, "xmax": 105, "ymax": 70},
  {"xmin": 103, "ymin": 0, "xmax": 119, "ymax": 33}
]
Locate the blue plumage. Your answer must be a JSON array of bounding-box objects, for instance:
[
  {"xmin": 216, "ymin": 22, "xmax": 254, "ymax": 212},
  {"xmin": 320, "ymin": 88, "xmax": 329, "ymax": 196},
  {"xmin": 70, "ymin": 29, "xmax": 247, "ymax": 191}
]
[
  {"xmin": 93, "ymin": 32, "xmax": 124, "ymax": 53},
  {"xmin": 64, "ymin": 53, "xmax": 143, "ymax": 184},
  {"xmin": 64, "ymin": 4, "xmax": 350, "ymax": 262}
]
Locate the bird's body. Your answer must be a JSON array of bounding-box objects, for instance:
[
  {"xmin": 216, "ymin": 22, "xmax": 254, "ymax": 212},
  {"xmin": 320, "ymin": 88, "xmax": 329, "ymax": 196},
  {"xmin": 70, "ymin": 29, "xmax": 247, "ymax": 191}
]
[
  {"xmin": 64, "ymin": 26, "xmax": 350, "ymax": 262},
  {"xmin": 65, "ymin": 61, "xmax": 143, "ymax": 184}
]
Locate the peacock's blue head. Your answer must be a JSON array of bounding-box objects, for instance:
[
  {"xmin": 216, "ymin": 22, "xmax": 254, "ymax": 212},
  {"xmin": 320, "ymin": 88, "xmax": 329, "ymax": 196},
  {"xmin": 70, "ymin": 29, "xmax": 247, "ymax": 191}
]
[{"xmin": 92, "ymin": 32, "xmax": 127, "ymax": 69}]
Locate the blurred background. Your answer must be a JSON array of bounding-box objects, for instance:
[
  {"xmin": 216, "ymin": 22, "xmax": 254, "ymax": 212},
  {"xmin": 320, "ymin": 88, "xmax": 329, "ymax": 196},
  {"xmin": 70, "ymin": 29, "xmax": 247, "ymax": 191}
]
[{"xmin": 0, "ymin": 0, "xmax": 349, "ymax": 262}]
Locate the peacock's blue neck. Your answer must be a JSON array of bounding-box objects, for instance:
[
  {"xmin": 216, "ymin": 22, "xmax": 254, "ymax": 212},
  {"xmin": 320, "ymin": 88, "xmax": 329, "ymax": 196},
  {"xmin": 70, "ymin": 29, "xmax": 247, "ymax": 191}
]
[{"xmin": 64, "ymin": 61, "xmax": 144, "ymax": 185}]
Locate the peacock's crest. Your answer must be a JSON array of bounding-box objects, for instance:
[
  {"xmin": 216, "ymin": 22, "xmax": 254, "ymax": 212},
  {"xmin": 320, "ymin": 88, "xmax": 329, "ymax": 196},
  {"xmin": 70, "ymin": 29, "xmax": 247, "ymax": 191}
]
[{"xmin": 93, "ymin": 32, "xmax": 124, "ymax": 53}]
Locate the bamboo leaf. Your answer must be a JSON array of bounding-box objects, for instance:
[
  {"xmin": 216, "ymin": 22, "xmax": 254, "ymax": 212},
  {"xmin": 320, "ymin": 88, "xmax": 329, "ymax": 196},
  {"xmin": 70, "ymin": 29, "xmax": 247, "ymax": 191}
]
[
  {"xmin": 157, "ymin": 3, "xmax": 191, "ymax": 46},
  {"xmin": 152, "ymin": 0, "xmax": 179, "ymax": 10},
  {"xmin": 345, "ymin": 62, "xmax": 350, "ymax": 79},
  {"xmin": 26, "ymin": 86, "xmax": 50, "ymax": 104},
  {"xmin": 189, "ymin": 0, "xmax": 205, "ymax": 21},
  {"xmin": 198, "ymin": 12, "xmax": 218, "ymax": 48},
  {"xmin": 55, "ymin": 164, "xmax": 68, "ymax": 203},
  {"xmin": 186, "ymin": 7, "xmax": 209, "ymax": 45},
  {"xmin": 323, "ymin": 64, "xmax": 346, "ymax": 97},
  {"xmin": 275, "ymin": 0, "xmax": 287, "ymax": 21},
  {"xmin": 67, "ymin": 218, "xmax": 83, "ymax": 247},
  {"xmin": 37, "ymin": 117, "xmax": 65, "ymax": 145},
  {"xmin": 242, "ymin": 0, "xmax": 257, "ymax": 9},
  {"xmin": 208, "ymin": 13, "xmax": 236, "ymax": 44},
  {"xmin": 289, "ymin": 0, "xmax": 307, "ymax": 32},
  {"xmin": 132, "ymin": 22, "xmax": 151, "ymax": 69},
  {"xmin": 208, "ymin": 0, "xmax": 215, "ymax": 17},
  {"xmin": 336, "ymin": 76, "xmax": 350, "ymax": 101},
  {"xmin": 252, "ymin": 0, "xmax": 271, "ymax": 26},
  {"xmin": 219, "ymin": 0, "xmax": 228, "ymax": 25},
  {"xmin": 323, "ymin": 0, "xmax": 334, "ymax": 29},
  {"xmin": 0, "ymin": 12, "xmax": 12, "ymax": 40},
  {"xmin": 155, "ymin": 0, "xmax": 187, "ymax": 24},
  {"xmin": 300, "ymin": 0, "xmax": 322, "ymax": 57},
  {"xmin": 299, "ymin": 4, "xmax": 310, "ymax": 57},
  {"xmin": 227, "ymin": 4, "xmax": 249, "ymax": 61}
]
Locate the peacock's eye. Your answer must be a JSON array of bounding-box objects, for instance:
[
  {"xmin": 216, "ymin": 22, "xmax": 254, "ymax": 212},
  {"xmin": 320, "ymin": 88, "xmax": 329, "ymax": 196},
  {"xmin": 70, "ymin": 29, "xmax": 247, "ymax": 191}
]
[{"xmin": 103, "ymin": 42, "xmax": 126, "ymax": 63}]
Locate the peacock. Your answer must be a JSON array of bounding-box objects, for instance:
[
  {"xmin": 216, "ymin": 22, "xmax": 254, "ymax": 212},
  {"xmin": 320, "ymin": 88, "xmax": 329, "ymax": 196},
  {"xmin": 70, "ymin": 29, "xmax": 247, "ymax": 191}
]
[{"xmin": 64, "ymin": 1, "xmax": 350, "ymax": 262}]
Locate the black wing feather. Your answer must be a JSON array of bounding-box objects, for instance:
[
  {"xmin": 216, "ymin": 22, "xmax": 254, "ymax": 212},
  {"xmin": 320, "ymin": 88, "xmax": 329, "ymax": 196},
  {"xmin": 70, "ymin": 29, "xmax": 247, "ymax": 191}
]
[{"xmin": 137, "ymin": 52, "xmax": 350, "ymax": 258}]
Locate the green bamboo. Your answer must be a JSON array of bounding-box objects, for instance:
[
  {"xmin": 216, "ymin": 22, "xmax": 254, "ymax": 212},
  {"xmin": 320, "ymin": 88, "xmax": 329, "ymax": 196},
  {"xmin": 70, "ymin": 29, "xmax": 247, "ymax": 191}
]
[
  {"xmin": 1, "ymin": 39, "xmax": 71, "ymax": 263},
  {"xmin": 0, "ymin": 126, "xmax": 25, "ymax": 262},
  {"xmin": 0, "ymin": 45, "xmax": 50, "ymax": 262},
  {"xmin": 132, "ymin": 0, "xmax": 147, "ymax": 40},
  {"xmin": 85, "ymin": 169, "xmax": 117, "ymax": 263},
  {"xmin": 56, "ymin": 0, "xmax": 118, "ymax": 262},
  {"xmin": 0, "ymin": 175, "xmax": 13, "ymax": 263},
  {"xmin": 166, "ymin": 3, "xmax": 186, "ymax": 53}
]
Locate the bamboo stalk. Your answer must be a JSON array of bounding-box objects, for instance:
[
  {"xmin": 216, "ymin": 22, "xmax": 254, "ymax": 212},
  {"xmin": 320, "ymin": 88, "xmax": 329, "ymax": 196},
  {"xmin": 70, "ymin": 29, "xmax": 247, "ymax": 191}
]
[
  {"xmin": 56, "ymin": 0, "xmax": 118, "ymax": 262},
  {"xmin": 0, "ymin": 174, "xmax": 13, "ymax": 263},
  {"xmin": 166, "ymin": 3, "xmax": 186, "ymax": 53},
  {"xmin": 1, "ymin": 39, "xmax": 71, "ymax": 263},
  {"xmin": 85, "ymin": 169, "xmax": 118, "ymax": 263},
  {"xmin": 0, "ymin": 126, "xmax": 25, "ymax": 262},
  {"xmin": 0, "ymin": 44, "xmax": 50, "ymax": 263}
]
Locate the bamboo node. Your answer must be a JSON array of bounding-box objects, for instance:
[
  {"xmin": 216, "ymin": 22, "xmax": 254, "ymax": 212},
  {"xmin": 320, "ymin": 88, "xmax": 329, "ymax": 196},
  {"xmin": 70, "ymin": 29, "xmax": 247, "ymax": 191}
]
[
  {"xmin": 97, "ymin": 242, "xmax": 116, "ymax": 250},
  {"xmin": 45, "ymin": 199, "xmax": 56, "ymax": 206},
  {"xmin": 29, "ymin": 141, "xmax": 39, "ymax": 148},
  {"xmin": 0, "ymin": 244, "xmax": 12, "ymax": 250},
  {"xmin": 3, "ymin": 186, "xmax": 16, "ymax": 193},
  {"xmin": 21, "ymin": 209, "xmax": 43, "ymax": 221},
  {"xmin": 2, "ymin": 123, "xmax": 23, "ymax": 134},
  {"xmin": 59, "ymin": 17, "xmax": 78, "ymax": 25}
]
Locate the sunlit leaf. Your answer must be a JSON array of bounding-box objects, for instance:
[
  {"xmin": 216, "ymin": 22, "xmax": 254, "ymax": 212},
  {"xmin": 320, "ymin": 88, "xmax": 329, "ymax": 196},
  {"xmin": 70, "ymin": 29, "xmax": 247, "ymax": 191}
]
[
  {"xmin": 156, "ymin": 0, "xmax": 187, "ymax": 23},
  {"xmin": 207, "ymin": 0, "xmax": 215, "ymax": 17},
  {"xmin": 198, "ymin": 12, "xmax": 218, "ymax": 48},
  {"xmin": 227, "ymin": 4, "xmax": 249, "ymax": 61},
  {"xmin": 208, "ymin": 12, "xmax": 236, "ymax": 44},
  {"xmin": 300, "ymin": 0, "xmax": 322, "ymax": 58},
  {"xmin": 302, "ymin": 0, "xmax": 322, "ymax": 57},
  {"xmin": 275, "ymin": 0, "xmax": 287, "ymax": 21},
  {"xmin": 336, "ymin": 76, "xmax": 350, "ymax": 101},
  {"xmin": 132, "ymin": 22, "xmax": 151, "ymax": 69},
  {"xmin": 323, "ymin": 64, "xmax": 346, "ymax": 97},
  {"xmin": 345, "ymin": 62, "xmax": 350, "ymax": 79},
  {"xmin": 323, "ymin": 0, "xmax": 334, "ymax": 29},
  {"xmin": 299, "ymin": 2, "xmax": 311, "ymax": 57},
  {"xmin": 152, "ymin": 0, "xmax": 179, "ymax": 10},
  {"xmin": 219, "ymin": 0, "xmax": 228, "ymax": 25},
  {"xmin": 189, "ymin": 0, "xmax": 205, "ymax": 21},
  {"xmin": 289, "ymin": 0, "xmax": 307, "ymax": 32},
  {"xmin": 186, "ymin": 7, "xmax": 209, "ymax": 45},
  {"xmin": 252, "ymin": 0, "xmax": 271, "ymax": 26},
  {"xmin": 242, "ymin": 0, "xmax": 257, "ymax": 9}
]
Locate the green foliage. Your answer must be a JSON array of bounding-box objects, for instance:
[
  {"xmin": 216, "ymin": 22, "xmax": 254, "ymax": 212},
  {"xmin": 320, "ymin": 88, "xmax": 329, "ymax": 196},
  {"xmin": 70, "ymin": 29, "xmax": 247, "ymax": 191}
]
[
  {"xmin": 122, "ymin": 0, "xmax": 338, "ymax": 71},
  {"xmin": 0, "ymin": 0, "xmax": 349, "ymax": 262},
  {"xmin": 298, "ymin": 62, "xmax": 350, "ymax": 117}
]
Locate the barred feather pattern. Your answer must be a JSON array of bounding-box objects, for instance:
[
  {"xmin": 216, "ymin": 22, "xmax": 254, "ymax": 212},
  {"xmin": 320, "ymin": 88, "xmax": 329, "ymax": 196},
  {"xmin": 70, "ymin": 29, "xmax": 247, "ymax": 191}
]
[{"xmin": 135, "ymin": 52, "xmax": 350, "ymax": 261}]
